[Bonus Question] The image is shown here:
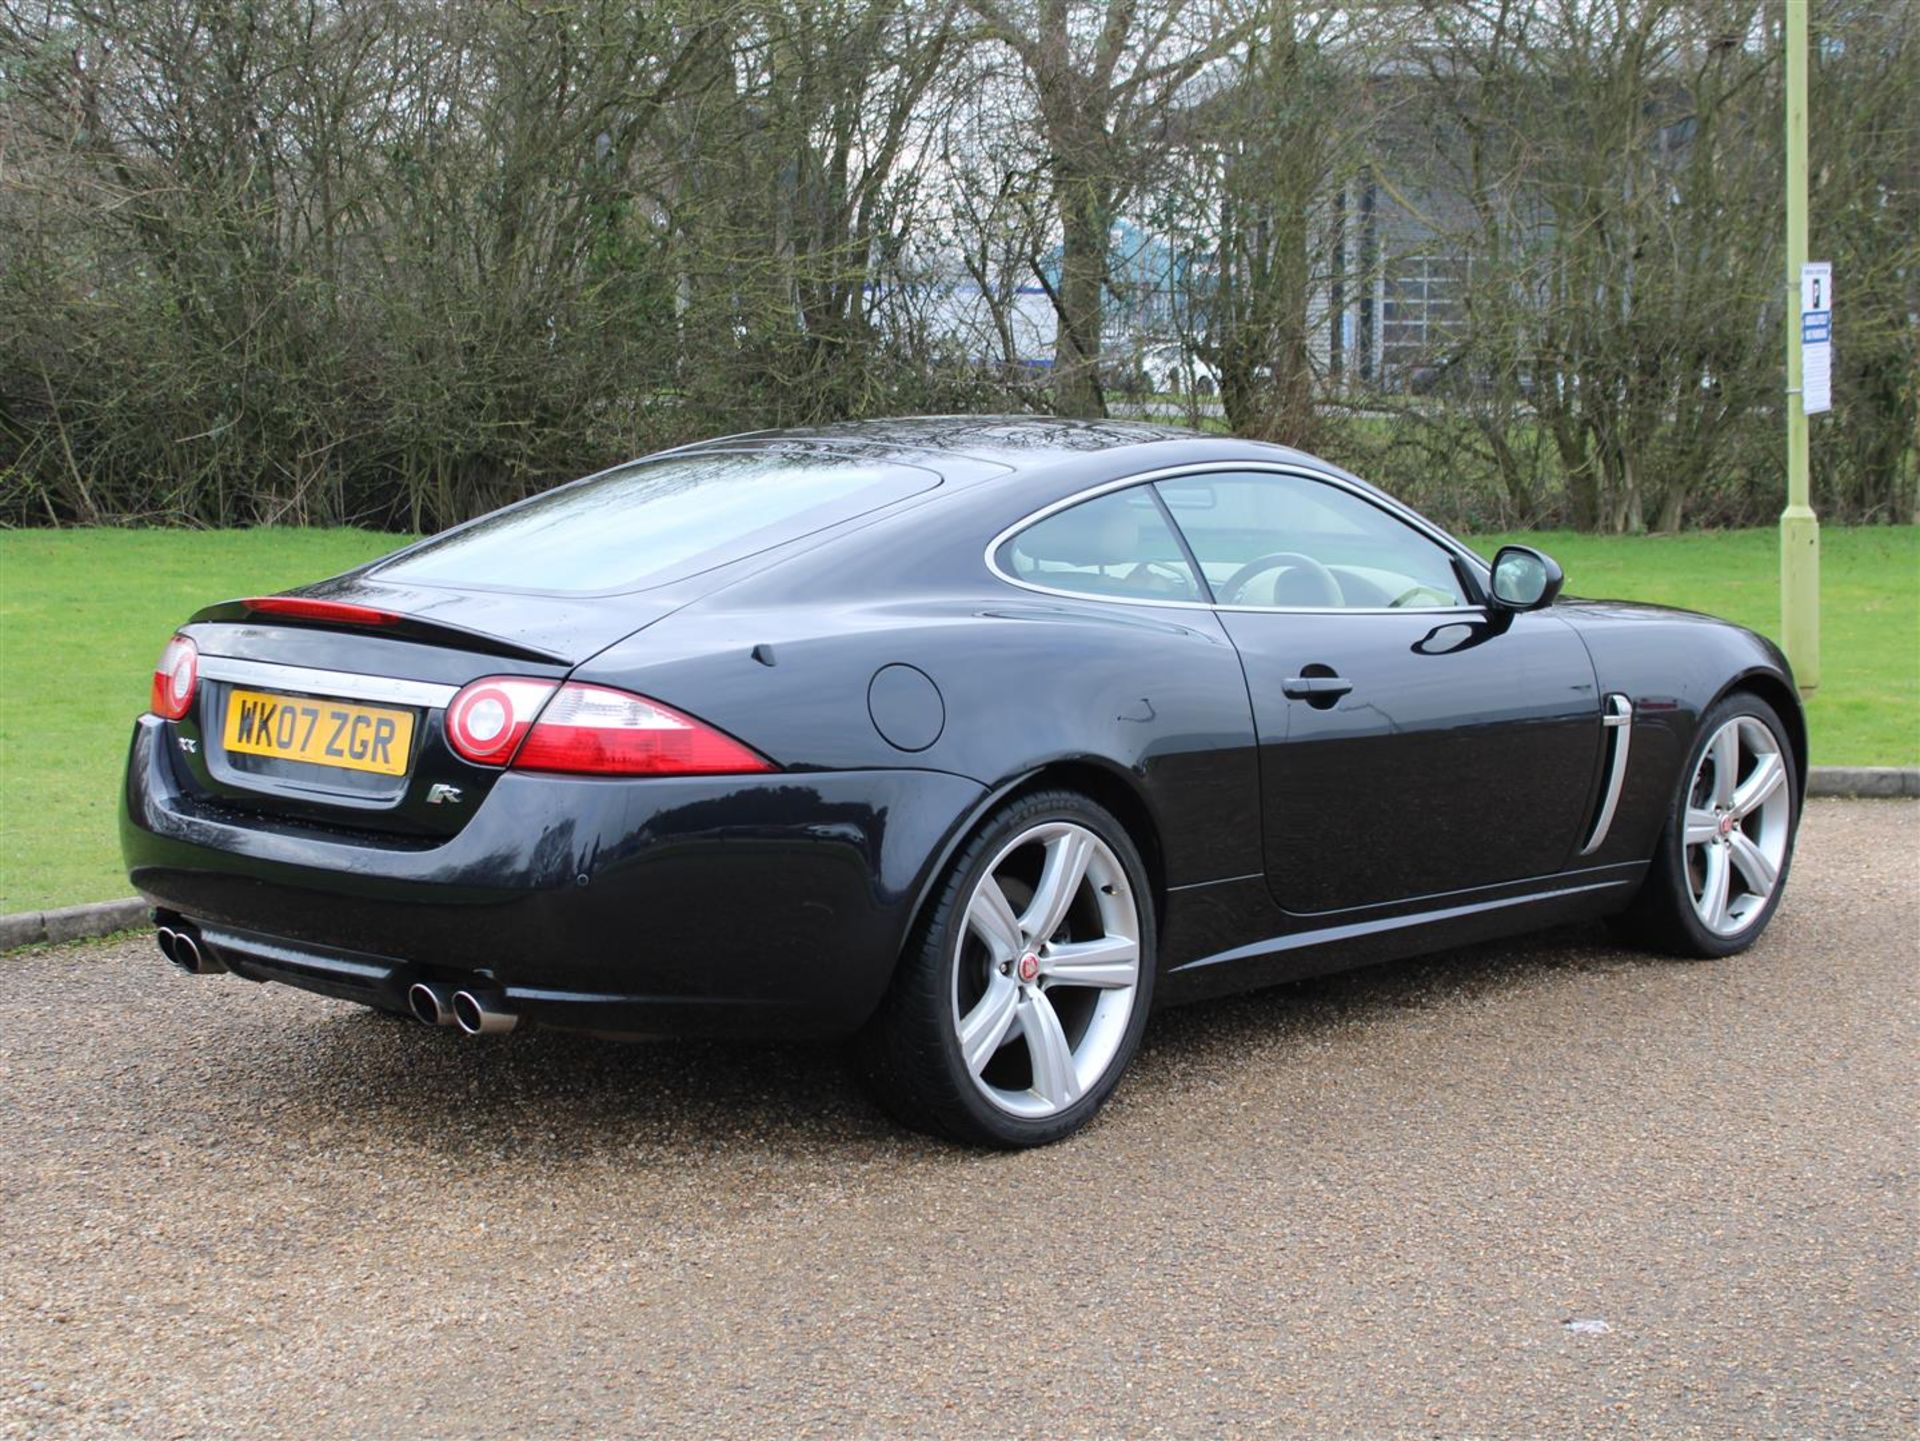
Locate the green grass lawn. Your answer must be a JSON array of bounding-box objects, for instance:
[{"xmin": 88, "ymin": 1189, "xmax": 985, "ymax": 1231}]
[
  {"xmin": 1466, "ymin": 527, "xmax": 1918, "ymax": 772},
  {"xmin": 1, "ymin": 529, "xmax": 405, "ymax": 913},
  {"xmin": 2, "ymin": 524, "xmax": 1915, "ymax": 913}
]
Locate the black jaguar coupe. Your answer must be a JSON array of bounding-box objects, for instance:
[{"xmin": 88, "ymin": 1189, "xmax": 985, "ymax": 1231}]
[{"xmin": 124, "ymin": 418, "xmax": 1804, "ymax": 1146}]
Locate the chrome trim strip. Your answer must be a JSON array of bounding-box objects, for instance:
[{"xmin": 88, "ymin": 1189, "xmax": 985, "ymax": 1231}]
[
  {"xmin": 1168, "ymin": 878, "xmax": 1634, "ymax": 974},
  {"xmin": 198, "ymin": 656, "xmax": 458, "ymax": 709},
  {"xmin": 1578, "ymin": 694, "xmax": 1636, "ymax": 857},
  {"xmin": 982, "ymin": 459, "xmax": 1493, "ymax": 615},
  {"xmin": 1167, "ymin": 870, "xmax": 1267, "ymax": 893}
]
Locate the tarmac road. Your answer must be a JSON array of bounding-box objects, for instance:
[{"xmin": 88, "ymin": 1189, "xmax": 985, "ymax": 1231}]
[{"xmin": 2, "ymin": 799, "xmax": 1914, "ymax": 1439}]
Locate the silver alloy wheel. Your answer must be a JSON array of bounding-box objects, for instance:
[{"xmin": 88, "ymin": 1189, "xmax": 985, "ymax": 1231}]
[
  {"xmin": 1683, "ymin": 715, "xmax": 1792, "ymax": 937},
  {"xmin": 951, "ymin": 820, "xmax": 1141, "ymax": 1120}
]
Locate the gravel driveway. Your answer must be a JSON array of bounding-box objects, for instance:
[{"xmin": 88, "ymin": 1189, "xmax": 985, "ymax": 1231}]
[{"xmin": 3, "ymin": 799, "xmax": 1914, "ymax": 1438}]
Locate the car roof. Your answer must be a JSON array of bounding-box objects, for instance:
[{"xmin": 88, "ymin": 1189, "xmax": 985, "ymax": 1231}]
[{"xmin": 666, "ymin": 415, "xmax": 1328, "ymax": 479}]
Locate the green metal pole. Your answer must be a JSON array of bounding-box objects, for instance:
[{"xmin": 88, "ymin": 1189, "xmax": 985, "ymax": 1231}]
[{"xmin": 1780, "ymin": 0, "xmax": 1820, "ymax": 693}]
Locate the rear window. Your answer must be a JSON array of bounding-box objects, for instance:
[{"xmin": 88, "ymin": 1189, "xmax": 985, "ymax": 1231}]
[{"xmin": 375, "ymin": 451, "xmax": 939, "ymax": 594}]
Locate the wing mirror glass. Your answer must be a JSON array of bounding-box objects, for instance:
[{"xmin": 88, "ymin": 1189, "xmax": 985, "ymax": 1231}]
[{"xmin": 1488, "ymin": 545, "xmax": 1564, "ymax": 611}]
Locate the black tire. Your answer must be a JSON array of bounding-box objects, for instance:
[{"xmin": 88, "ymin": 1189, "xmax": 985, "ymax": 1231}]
[
  {"xmin": 856, "ymin": 788, "xmax": 1157, "ymax": 1148},
  {"xmin": 1612, "ymin": 690, "xmax": 1800, "ymax": 958}
]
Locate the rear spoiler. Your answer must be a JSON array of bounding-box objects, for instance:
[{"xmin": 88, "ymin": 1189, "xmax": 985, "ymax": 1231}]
[{"xmin": 191, "ymin": 594, "xmax": 571, "ymax": 666}]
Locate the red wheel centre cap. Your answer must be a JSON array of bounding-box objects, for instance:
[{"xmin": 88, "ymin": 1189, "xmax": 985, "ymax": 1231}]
[
  {"xmin": 1017, "ymin": 952, "xmax": 1040, "ymax": 983},
  {"xmin": 1717, "ymin": 813, "xmax": 1737, "ymax": 838}
]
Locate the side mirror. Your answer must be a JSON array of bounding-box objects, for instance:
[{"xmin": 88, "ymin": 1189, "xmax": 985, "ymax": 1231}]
[{"xmin": 1488, "ymin": 545, "xmax": 1564, "ymax": 611}]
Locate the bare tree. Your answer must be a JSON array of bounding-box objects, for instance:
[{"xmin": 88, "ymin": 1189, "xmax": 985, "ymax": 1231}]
[
  {"xmin": 1161, "ymin": 2, "xmax": 1398, "ymax": 445},
  {"xmin": 960, "ymin": 0, "xmax": 1251, "ymax": 416},
  {"xmin": 1808, "ymin": 0, "xmax": 1920, "ymax": 522},
  {"xmin": 0, "ymin": 0, "xmax": 1910, "ymax": 529},
  {"xmin": 1414, "ymin": 0, "xmax": 1781, "ymax": 531}
]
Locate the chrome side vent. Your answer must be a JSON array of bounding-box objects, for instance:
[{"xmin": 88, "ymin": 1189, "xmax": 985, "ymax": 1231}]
[{"xmin": 1578, "ymin": 694, "xmax": 1635, "ymax": 857}]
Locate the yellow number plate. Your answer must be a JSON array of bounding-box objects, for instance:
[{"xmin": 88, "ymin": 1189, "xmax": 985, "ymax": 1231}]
[{"xmin": 222, "ymin": 688, "xmax": 415, "ymax": 777}]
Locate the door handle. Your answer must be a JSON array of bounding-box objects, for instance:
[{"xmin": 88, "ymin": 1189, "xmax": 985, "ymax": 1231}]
[{"xmin": 1283, "ymin": 674, "xmax": 1354, "ymax": 704}]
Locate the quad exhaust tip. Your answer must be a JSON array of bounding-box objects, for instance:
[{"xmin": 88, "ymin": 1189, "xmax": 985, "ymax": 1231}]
[
  {"xmin": 413, "ymin": 981, "xmax": 517, "ymax": 1035},
  {"xmin": 156, "ymin": 925, "xmax": 505, "ymax": 1034},
  {"xmin": 156, "ymin": 924, "xmax": 225, "ymax": 975}
]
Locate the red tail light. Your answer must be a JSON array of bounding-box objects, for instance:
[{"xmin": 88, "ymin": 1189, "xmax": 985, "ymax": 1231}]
[
  {"xmin": 442, "ymin": 677, "xmax": 775, "ymax": 777},
  {"xmin": 515, "ymin": 684, "xmax": 775, "ymax": 776},
  {"xmin": 244, "ymin": 596, "xmax": 401, "ymax": 626},
  {"xmin": 445, "ymin": 677, "xmax": 558, "ymax": 765},
  {"xmin": 150, "ymin": 633, "xmax": 199, "ymax": 720}
]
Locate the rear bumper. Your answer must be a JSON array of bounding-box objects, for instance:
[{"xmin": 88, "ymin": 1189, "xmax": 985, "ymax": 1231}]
[{"xmin": 121, "ymin": 716, "xmax": 986, "ymax": 1038}]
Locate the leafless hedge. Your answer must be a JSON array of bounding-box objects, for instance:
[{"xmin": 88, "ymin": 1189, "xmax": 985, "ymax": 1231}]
[{"xmin": 0, "ymin": 0, "xmax": 1912, "ymax": 533}]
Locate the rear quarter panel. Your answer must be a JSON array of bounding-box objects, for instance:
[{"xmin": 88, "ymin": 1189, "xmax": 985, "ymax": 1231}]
[{"xmin": 574, "ymin": 593, "xmax": 1263, "ymax": 890}]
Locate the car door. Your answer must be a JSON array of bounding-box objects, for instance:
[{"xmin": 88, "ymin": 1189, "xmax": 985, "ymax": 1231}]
[{"xmin": 1155, "ymin": 468, "xmax": 1603, "ymax": 915}]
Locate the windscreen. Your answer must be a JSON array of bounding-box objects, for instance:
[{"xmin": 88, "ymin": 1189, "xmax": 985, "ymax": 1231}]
[{"xmin": 375, "ymin": 451, "xmax": 938, "ymax": 594}]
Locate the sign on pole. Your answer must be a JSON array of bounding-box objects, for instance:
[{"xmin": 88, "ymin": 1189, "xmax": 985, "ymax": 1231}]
[
  {"xmin": 1800, "ymin": 261, "xmax": 1832, "ymax": 415},
  {"xmin": 1780, "ymin": 4, "xmax": 1818, "ymax": 694}
]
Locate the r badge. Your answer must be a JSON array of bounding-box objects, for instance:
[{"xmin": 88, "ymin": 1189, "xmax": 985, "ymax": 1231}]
[{"xmin": 426, "ymin": 784, "xmax": 463, "ymax": 805}]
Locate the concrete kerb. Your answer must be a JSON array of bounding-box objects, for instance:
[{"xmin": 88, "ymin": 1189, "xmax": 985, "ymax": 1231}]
[{"xmin": 1, "ymin": 898, "xmax": 151, "ymax": 952}]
